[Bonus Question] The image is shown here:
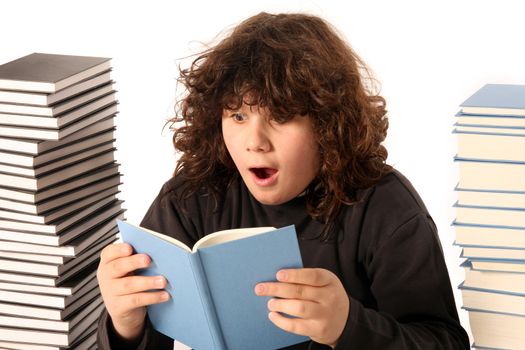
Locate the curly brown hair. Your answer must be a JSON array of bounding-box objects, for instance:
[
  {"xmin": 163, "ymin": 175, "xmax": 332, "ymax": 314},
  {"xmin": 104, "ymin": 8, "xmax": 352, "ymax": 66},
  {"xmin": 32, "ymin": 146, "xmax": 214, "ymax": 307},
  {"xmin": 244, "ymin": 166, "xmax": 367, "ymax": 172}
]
[{"xmin": 169, "ymin": 12, "xmax": 391, "ymax": 238}]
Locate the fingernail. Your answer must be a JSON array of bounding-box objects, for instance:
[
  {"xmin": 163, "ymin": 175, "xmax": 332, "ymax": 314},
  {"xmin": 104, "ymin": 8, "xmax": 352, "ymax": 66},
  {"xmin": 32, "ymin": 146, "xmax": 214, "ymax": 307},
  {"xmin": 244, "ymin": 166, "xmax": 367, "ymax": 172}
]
[
  {"xmin": 155, "ymin": 277, "xmax": 165, "ymax": 288},
  {"xmin": 161, "ymin": 292, "xmax": 170, "ymax": 301},
  {"xmin": 277, "ymin": 270, "xmax": 287, "ymax": 281},
  {"xmin": 255, "ymin": 284, "xmax": 265, "ymax": 295},
  {"xmin": 121, "ymin": 245, "xmax": 130, "ymax": 254}
]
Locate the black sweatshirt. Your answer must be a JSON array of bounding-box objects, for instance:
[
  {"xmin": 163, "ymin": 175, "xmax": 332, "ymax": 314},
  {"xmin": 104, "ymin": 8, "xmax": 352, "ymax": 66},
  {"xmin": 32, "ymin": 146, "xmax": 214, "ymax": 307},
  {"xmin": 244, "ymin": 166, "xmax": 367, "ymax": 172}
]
[{"xmin": 97, "ymin": 169, "xmax": 470, "ymax": 349}]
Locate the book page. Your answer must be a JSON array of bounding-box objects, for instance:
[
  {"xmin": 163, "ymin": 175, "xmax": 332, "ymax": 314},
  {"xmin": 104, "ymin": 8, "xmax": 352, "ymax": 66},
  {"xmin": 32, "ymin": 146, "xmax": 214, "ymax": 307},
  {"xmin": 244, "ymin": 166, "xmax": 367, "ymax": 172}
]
[
  {"xmin": 193, "ymin": 227, "xmax": 275, "ymax": 252},
  {"xmin": 134, "ymin": 225, "xmax": 192, "ymax": 253}
]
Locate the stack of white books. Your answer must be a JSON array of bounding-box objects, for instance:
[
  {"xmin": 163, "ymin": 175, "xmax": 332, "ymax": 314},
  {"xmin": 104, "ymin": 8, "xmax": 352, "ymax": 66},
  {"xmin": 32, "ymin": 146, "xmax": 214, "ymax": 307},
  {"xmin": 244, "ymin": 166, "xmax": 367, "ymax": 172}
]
[
  {"xmin": 0, "ymin": 53, "xmax": 125, "ymax": 349},
  {"xmin": 453, "ymin": 84, "xmax": 525, "ymax": 350}
]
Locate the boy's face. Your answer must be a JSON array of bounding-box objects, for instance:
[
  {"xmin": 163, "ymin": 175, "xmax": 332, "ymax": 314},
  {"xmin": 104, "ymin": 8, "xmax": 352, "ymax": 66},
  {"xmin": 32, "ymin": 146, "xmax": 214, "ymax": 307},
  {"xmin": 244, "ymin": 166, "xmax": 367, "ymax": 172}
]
[{"xmin": 222, "ymin": 104, "xmax": 319, "ymax": 205}]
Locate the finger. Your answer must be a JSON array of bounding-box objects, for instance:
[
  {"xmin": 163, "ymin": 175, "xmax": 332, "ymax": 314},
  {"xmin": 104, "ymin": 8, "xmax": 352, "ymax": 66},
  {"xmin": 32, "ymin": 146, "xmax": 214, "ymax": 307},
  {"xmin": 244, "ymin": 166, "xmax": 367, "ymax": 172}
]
[
  {"xmin": 107, "ymin": 254, "xmax": 151, "ymax": 279},
  {"xmin": 118, "ymin": 290, "xmax": 171, "ymax": 310},
  {"xmin": 267, "ymin": 298, "xmax": 322, "ymax": 319},
  {"xmin": 268, "ymin": 311, "xmax": 313, "ymax": 337},
  {"xmin": 277, "ymin": 268, "xmax": 333, "ymax": 287},
  {"xmin": 113, "ymin": 275, "xmax": 167, "ymax": 296},
  {"xmin": 100, "ymin": 243, "xmax": 133, "ymax": 264},
  {"xmin": 255, "ymin": 282, "xmax": 322, "ymax": 302}
]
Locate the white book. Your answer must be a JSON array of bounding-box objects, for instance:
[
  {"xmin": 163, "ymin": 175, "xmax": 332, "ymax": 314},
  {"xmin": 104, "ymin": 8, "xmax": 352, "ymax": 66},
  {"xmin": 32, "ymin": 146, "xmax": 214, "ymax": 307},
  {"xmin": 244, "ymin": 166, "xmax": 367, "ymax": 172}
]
[
  {"xmin": 461, "ymin": 246, "xmax": 525, "ymax": 260},
  {"xmin": 0, "ymin": 103, "xmax": 117, "ymax": 140},
  {"xmin": 0, "ymin": 116, "xmax": 114, "ymax": 155},
  {"xmin": 470, "ymin": 258, "xmax": 525, "ymax": 273},
  {"xmin": 0, "ymin": 298, "xmax": 100, "ymax": 346},
  {"xmin": 0, "ymin": 300, "xmax": 103, "ymax": 333},
  {"xmin": 0, "ymin": 174, "xmax": 120, "ymax": 214},
  {"xmin": 0, "ymin": 211, "xmax": 120, "ymax": 250},
  {"xmin": 463, "ymin": 261, "xmax": 525, "ymax": 295},
  {"xmin": 454, "ymin": 124, "xmax": 525, "ymax": 136},
  {"xmin": 461, "ymin": 285, "xmax": 525, "ymax": 316},
  {"xmin": 0, "ymin": 219, "xmax": 118, "ymax": 257},
  {"xmin": 0, "ymin": 268, "xmax": 97, "ymax": 296},
  {"xmin": 0, "ymin": 151, "xmax": 115, "ymax": 191},
  {"xmin": 0, "ymin": 340, "xmax": 61, "ymax": 350},
  {"xmin": 0, "ymin": 129, "xmax": 114, "ymax": 168},
  {"xmin": 0, "ymin": 70, "xmax": 111, "ymax": 106},
  {"xmin": 0, "ymin": 83, "xmax": 114, "ymax": 118},
  {"xmin": 455, "ymin": 186, "xmax": 525, "ymax": 209},
  {"xmin": 0, "ymin": 203, "xmax": 123, "ymax": 248},
  {"xmin": 0, "ymin": 163, "xmax": 119, "ymax": 203},
  {"xmin": 0, "ymin": 142, "xmax": 115, "ymax": 177},
  {"xmin": 0, "ymin": 276, "xmax": 98, "ymax": 309},
  {"xmin": 456, "ymin": 158, "xmax": 525, "ymax": 192},
  {"xmin": 459, "ymin": 84, "xmax": 525, "ymax": 117},
  {"xmin": 0, "ymin": 53, "xmax": 111, "ymax": 93},
  {"xmin": 0, "ymin": 286, "xmax": 100, "ymax": 321},
  {"xmin": 468, "ymin": 309, "xmax": 525, "ymax": 349},
  {"xmin": 0, "ymin": 187, "xmax": 119, "ymax": 224},
  {"xmin": 456, "ymin": 114, "xmax": 525, "ymax": 127},
  {"xmin": 0, "ymin": 233, "xmax": 116, "ymax": 278},
  {"xmin": 454, "ymin": 222, "xmax": 525, "ymax": 248},
  {"xmin": 0, "ymin": 250, "xmax": 70, "ymax": 264},
  {"xmin": 0, "ymin": 195, "xmax": 117, "ymax": 233},
  {"xmin": 455, "ymin": 203, "xmax": 525, "ymax": 228},
  {"xmin": 455, "ymin": 130, "xmax": 525, "ymax": 162}
]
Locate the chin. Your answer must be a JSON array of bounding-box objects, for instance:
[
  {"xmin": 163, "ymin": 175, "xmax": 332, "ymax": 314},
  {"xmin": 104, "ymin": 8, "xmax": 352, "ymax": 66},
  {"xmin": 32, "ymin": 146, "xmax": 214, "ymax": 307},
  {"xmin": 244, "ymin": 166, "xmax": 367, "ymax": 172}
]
[{"xmin": 250, "ymin": 191, "xmax": 287, "ymax": 206}]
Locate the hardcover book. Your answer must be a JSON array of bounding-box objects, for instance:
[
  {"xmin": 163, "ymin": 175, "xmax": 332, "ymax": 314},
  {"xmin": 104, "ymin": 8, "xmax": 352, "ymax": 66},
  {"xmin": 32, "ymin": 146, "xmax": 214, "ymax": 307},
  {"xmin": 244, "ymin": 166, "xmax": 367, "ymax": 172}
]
[
  {"xmin": 454, "ymin": 129, "xmax": 525, "ymax": 163},
  {"xmin": 0, "ymin": 53, "xmax": 111, "ymax": 93},
  {"xmin": 460, "ymin": 84, "xmax": 525, "ymax": 116},
  {"xmin": 118, "ymin": 220, "xmax": 308, "ymax": 350},
  {"xmin": 455, "ymin": 157, "xmax": 525, "ymax": 192},
  {"xmin": 0, "ymin": 70, "xmax": 111, "ymax": 105},
  {"xmin": 455, "ymin": 185, "xmax": 525, "ymax": 208},
  {"xmin": 455, "ymin": 111, "xmax": 525, "ymax": 127},
  {"xmin": 0, "ymin": 116, "xmax": 115, "ymax": 154}
]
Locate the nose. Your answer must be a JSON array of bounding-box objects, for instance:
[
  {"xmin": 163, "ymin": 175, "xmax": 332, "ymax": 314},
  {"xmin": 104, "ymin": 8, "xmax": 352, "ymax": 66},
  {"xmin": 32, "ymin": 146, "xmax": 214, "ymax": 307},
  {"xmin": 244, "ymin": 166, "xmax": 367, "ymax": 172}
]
[{"xmin": 246, "ymin": 118, "xmax": 271, "ymax": 152}]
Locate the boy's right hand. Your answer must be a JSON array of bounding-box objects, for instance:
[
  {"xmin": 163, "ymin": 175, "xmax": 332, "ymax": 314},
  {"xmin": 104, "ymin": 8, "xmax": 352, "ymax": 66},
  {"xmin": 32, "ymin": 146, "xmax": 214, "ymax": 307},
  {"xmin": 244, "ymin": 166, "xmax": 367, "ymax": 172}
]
[{"xmin": 97, "ymin": 242, "xmax": 170, "ymax": 342}]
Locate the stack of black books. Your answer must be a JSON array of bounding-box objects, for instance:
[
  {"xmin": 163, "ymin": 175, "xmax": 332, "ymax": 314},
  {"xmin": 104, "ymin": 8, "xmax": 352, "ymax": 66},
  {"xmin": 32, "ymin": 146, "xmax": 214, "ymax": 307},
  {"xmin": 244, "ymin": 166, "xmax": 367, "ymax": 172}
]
[
  {"xmin": 453, "ymin": 84, "xmax": 525, "ymax": 350},
  {"xmin": 0, "ymin": 53, "xmax": 125, "ymax": 349}
]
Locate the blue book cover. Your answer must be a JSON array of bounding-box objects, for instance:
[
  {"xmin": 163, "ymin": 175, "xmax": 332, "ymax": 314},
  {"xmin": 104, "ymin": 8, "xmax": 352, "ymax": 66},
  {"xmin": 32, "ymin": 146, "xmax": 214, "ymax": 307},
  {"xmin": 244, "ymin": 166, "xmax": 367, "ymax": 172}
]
[
  {"xmin": 461, "ymin": 84, "xmax": 525, "ymax": 109},
  {"xmin": 117, "ymin": 220, "xmax": 308, "ymax": 350}
]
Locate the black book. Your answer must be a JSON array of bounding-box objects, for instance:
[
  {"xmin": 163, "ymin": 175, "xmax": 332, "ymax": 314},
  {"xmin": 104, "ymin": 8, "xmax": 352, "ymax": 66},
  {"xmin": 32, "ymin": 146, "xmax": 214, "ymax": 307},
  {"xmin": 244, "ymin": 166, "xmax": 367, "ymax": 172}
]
[
  {"xmin": 0, "ymin": 163, "xmax": 120, "ymax": 203},
  {"xmin": 0, "ymin": 53, "xmax": 111, "ymax": 93},
  {"xmin": 0, "ymin": 150, "xmax": 116, "ymax": 191},
  {"xmin": 0, "ymin": 82, "xmax": 114, "ymax": 118},
  {"xmin": 0, "ymin": 298, "xmax": 103, "ymax": 333},
  {"xmin": 0, "ymin": 116, "xmax": 115, "ymax": 154},
  {"xmin": 0, "ymin": 174, "xmax": 120, "ymax": 214},
  {"xmin": 0, "ymin": 188, "xmax": 119, "ymax": 224},
  {"xmin": 0, "ymin": 102, "xmax": 117, "ymax": 140},
  {"xmin": 0, "ymin": 267, "xmax": 97, "ymax": 296},
  {"xmin": 0, "ymin": 129, "xmax": 115, "ymax": 168},
  {"xmin": 0, "ymin": 223, "xmax": 118, "ymax": 258},
  {"xmin": 0, "ymin": 70, "xmax": 111, "ymax": 106},
  {"xmin": 0, "ymin": 141, "xmax": 115, "ymax": 178}
]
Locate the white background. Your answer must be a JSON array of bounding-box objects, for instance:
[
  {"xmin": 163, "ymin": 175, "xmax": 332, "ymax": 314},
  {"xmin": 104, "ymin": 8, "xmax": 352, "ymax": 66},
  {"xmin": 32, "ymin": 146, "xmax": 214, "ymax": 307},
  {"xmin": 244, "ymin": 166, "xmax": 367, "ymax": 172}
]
[{"xmin": 3, "ymin": 0, "xmax": 525, "ymax": 343}]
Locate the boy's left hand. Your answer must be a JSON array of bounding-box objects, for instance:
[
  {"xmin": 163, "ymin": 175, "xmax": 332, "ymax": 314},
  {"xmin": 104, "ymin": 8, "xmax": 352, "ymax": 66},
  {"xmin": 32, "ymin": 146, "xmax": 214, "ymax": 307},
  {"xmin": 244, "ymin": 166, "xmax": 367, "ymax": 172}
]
[{"xmin": 255, "ymin": 268, "xmax": 349, "ymax": 349}]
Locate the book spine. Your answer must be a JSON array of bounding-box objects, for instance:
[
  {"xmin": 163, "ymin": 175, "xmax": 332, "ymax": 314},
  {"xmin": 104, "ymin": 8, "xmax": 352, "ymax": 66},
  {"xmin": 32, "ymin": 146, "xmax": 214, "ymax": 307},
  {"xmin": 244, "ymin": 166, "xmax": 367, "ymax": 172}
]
[{"xmin": 189, "ymin": 253, "xmax": 226, "ymax": 350}]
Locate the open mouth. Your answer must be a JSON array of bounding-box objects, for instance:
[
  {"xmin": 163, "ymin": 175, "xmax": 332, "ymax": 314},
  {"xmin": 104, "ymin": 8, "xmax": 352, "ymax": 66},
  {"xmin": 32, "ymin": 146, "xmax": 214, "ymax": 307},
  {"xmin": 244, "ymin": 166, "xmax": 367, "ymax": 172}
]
[{"xmin": 250, "ymin": 167, "xmax": 278, "ymax": 180}]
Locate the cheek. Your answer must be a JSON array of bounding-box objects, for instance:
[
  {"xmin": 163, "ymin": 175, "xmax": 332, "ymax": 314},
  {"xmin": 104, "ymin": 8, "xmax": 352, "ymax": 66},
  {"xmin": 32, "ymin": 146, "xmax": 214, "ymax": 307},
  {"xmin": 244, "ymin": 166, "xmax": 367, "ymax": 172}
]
[{"xmin": 222, "ymin": 133, "xmax": 241, "ymax": 165}]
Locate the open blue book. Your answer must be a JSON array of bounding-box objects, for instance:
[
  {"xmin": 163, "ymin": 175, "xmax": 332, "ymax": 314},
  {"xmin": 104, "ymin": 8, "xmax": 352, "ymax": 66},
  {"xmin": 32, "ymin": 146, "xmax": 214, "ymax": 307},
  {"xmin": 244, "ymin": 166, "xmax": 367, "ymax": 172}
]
[{"xmin": 117, "ymin": 220, "xmax": 308, "ymax": 350}]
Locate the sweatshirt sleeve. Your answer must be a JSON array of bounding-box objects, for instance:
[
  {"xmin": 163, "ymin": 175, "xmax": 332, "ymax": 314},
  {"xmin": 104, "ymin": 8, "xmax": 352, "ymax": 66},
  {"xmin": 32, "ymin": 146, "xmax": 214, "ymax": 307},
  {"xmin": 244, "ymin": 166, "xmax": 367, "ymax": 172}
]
[
  {"xmin": 331, "ymin": 213, "xmax": 470, "ymax": 350},
  {"xmin": 97, "ymin": 180, "xmax": 199, "ymax": 350}
]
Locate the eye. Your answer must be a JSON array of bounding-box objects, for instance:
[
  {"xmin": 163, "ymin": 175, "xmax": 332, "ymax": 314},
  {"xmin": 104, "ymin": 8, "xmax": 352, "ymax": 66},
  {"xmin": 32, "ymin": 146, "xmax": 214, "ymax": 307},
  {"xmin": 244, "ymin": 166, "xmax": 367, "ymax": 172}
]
[{"xmin": 230, "ymin": 112, "xmax": 247, "ymax": 122}]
